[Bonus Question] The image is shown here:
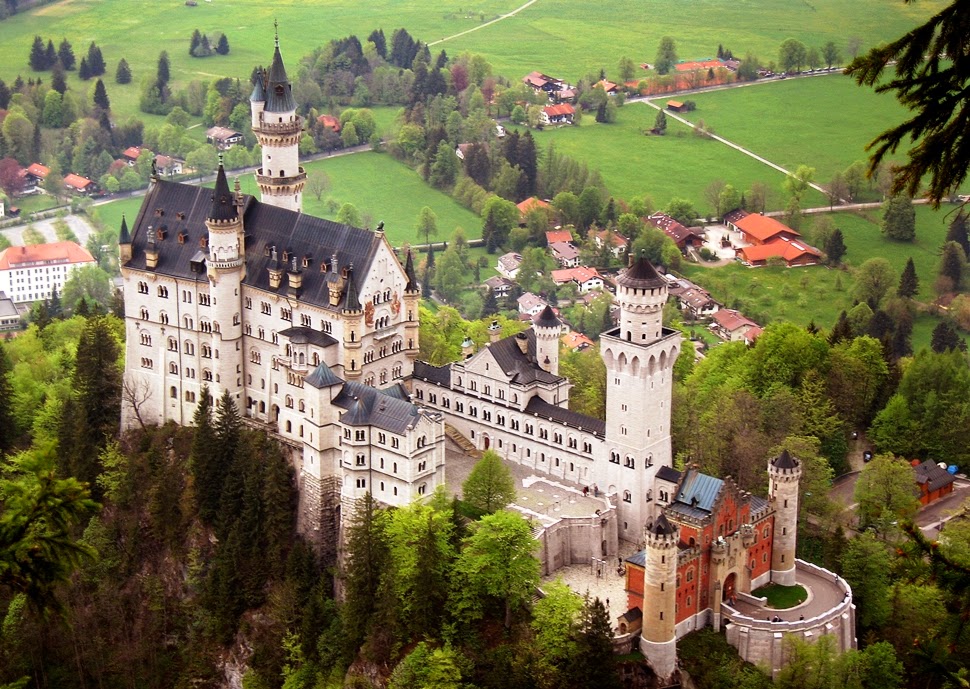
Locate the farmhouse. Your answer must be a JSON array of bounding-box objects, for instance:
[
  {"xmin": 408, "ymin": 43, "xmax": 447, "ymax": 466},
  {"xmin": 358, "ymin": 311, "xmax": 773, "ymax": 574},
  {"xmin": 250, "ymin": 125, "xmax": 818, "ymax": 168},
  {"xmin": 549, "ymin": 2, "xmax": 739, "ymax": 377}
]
[
  {"xmin": 551, "ymin": 266, "xmax": 603, "ymax": 293},
  {"xmin": 562, "ymin": 331, "xmax": 594, "ymax": 351},
  {"xmin": 591, "ymin": 228, "xmax": 629, "ymax": 257},
  {"xmin": 594, "ymin": 79, "xmax": 619, "ymax": 94},
  {"xmin": 24, "ymin": 163, "xmax": 49, "ymax": 193},
  {"xmin": 205, "ymin": 126, "xmax": 244, "ymax": 150},
  {"xmin": 517, "ymin": 196, "xmax": 552, "ymax": 222},
  {"xmin": 549, "ymin": 241, "xmax": 580, "ymax": 267},
  {"xmin": 122, "ymin": 146, "xmax": 143, "ymax": 165},
  {"xmin": 483, "ymin": 275, "xmax": 514, "ymax": 298},
  {"xmin": 522, "ymin": 71, "xmax": 566, "ymax": 94},
  {"xmin": 541, "ymin": 104, "xmax": 575, "ymax": 125},
  {"xmin": 497, "ymin": 251, "xmax": 523, "ymax": 279},
  {"xmin": 711, "ymin": 309, "xmax": 760, "ymax": 341},
  {"xmin": 647, "ymin": 213, "xmax": 705, "ymax": 252},
  {"xmin": 737, "ymin": 237, "xmax": 821, "ymax": 267},
  {"xmin": 63, "ymin": 173, "xmax": 96, "ymax": 195},
  {"xmin": 724, "ymin": 210, "xmax": 800, "ymax": 246}
]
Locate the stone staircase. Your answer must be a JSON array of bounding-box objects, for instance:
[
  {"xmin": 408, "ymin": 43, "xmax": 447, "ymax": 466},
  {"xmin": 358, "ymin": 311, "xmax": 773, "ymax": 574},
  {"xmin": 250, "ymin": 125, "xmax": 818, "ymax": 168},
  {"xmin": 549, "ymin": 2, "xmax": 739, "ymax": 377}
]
[{"xmin": 445, "ymin": 423, "xmax": 481, "ymax": 459}]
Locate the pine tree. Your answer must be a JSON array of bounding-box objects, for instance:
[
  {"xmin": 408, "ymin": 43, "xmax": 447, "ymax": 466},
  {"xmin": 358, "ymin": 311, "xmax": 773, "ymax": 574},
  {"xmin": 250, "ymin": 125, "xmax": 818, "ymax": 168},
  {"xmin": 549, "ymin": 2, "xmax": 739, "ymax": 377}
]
[
  {"xmin": 897, "ymin": 257, "xmax": 919, "ymax": 298},
  {"xmin": 115, "ymin": 58, "xmax": 131, "ymax": 84},
  {"xmin": 156, "ymin": 50, "xmax": 170, "ymax": 87},
  {"xmin": 824, "ymin": 227, "xmax": 847, "ymax": 265},
  {"xmin": 569, "ymin": 596, "xmax": 621, "ymax": 689},
  {"xmin": 939, "ymin": 241, "xmax": 965, "ymax": 291},
  {"xmin": 829, "ymin": 310, "xmax": 853, "ymax": 345},
  {"xmin": 198, "ymin": 35, "xmax": 211, "ymax": 57},
  {"xmin": 946, "ymin": 210, "xmax": 970, "ymax": 258},
  {"xmin": 341, "ymin": 493, "xmax": 390, "ymax": 659},
  {"xmin": 517, "ymin": 131, "xmax": 538, "ymax": 197},
  {"xmin": 0, "ymin": 342, "xmax": 17, "ymax": 455},
  {"xmin": 87, "ymin": 42, "xmax": 105, "ymax": 76},
  {"xmin": 368, "ymin": 29, "xmax": 387, "ymax": 59},
  {"xmin": 216, "ymin": 33, "xmax": 230, "ymax": 56},
  {"xmin": 50, "ymin": 64, "xmax": 67, "ymax": 95},
  {"xmin": 482, "ymin": 287, "xmax": 499, "ymax": 316},
  {"xmin": 92, "ymin": 78, "xmax": 110, "ymax": 111},
  {"xmin": 48, "ymin": 285, "xmax": 62, "ymax": 318},
  {"xmin": 422, "ymin": 245, "xmax": 435, "ymax": 298},
  {"xmin": 0, "ymin": 79, "xmax": 9, "ymax": 110},
  {"xmin": 78, "ymin": 57, "xmax": 91, "ymax": 81},
  {"xmin": 931, "ymin": 320, "xmax": 966, "ymax": 353},
  {"xmin": 45, "ymin": 39, "xmax": 56, "ymax": 70},
  {"xmin": 57, "ymin": 38, "xmax": 75, "ymax": 70},
  {"xmin": 189, "ymin": 29, "xmax": 202, "ymax": 56},
  {"xmin": 190, "ymin": 386, "xmax": 221, "ymax": 524},
  {"xmin": 29, "ymin": 36, "xmax": 47, "ymax": 71}
]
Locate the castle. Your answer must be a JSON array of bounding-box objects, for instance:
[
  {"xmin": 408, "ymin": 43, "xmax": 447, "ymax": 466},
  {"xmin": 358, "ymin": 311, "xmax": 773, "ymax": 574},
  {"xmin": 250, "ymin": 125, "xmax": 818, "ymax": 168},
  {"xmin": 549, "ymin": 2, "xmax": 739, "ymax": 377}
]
[{"xmin": 120, "ymin": 33, "xmax": 854, "ymax": 680}]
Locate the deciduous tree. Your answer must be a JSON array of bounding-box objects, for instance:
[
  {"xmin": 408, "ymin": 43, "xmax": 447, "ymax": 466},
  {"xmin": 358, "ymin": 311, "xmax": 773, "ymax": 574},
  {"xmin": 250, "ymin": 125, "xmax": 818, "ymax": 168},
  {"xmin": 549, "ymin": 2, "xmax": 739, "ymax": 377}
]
[
  {"xmin": 462, "ymin": 450, "xmax": 516, "ymax": 514},
  {"xmin": 854, "ymin": 453, "xmax": 920, "ymax": 535}
]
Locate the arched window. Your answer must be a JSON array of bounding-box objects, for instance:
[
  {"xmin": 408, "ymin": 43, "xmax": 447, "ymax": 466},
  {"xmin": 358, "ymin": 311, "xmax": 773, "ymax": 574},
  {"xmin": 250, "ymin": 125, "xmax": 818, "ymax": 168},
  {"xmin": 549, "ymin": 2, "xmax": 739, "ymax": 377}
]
[{"xmin": 170, "ymin": 386, "xmax": 177, "ymax": 398}]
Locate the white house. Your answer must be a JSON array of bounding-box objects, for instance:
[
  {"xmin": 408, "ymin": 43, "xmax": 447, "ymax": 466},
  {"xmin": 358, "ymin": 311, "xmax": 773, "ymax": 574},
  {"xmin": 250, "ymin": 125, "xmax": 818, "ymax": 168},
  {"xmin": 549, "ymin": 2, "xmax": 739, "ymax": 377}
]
[{"xmin": 0, "ymin": 241, "xmax": 97, "ymax": 303}]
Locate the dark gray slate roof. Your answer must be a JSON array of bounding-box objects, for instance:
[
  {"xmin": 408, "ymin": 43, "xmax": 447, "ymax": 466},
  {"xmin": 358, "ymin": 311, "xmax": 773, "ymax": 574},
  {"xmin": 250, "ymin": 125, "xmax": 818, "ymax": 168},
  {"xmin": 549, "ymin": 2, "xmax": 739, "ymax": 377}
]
[
  {"xmin": 618, "ymin": 607, "xmax": 642, "ymax": 623},
  {"xmin": 404, "ymin": 249, "xmax": 418, "ymax": 292},
  {"xmin": 488, "ymin": 330, "xmax": 563, "ymax": 386},
  {"xmin": 118, "ymin": 214, "xmax": 131, "ymax": 244},
  {"xmin": 749, "ymin": 495, "xmax": 769, "ymax": 515},
  {"xmin": 626, "ymin": 550, "xmax": 646, "ymax": 567},
  {"xmin": 772, "ymin": 449, "xmax": 799, "ymax": 469},
  {"xmin": 617, "ymin": 255, "xmax": 665, "ymax": 290},
  {"xmin": 533, "ymin": 304, "xmax": 560, "ymax": 329},
  {"xmin": 656, "ymin": 466, "xmax": 682, "ymax": 483},
  {"xmin": 333, "ymin": 380, "xmax": 422, "ymax": 434},
  {"xmin": 279, "ymin": 326, "xmax": 338, "ymax": 348},
  {"xmin": 524, "ymin": 395, "xmax": 605, "ymax": 437},
  {"xmin": 250, "ymin": 69, "xmax": 266, "ymax": 102},
  {"xmin": 265, "ymin": 41, "xmax": 296, "ymax": 112},
  {"xmin": 208, "ymin": 164, "xmax": 237, "ymax": 221},
  {"xmin": 125, "ymin": 179, "xmax": 382, "ymax": 308},
  {"xmin": 413, "ymin": 361, "xmax": 452, "ymax": 386},
  {"xmin": 304, "ymin": 362, "xmax": 343, "ymax": 389},
  {"xmin": 381, "ymin": 383, "xmax": 412, "ymax": 401},
  {"xmin": 647, "ymin": 512, "xmax": 678, "ymax": 536},
  {"xmin": 914, "ymin": 460, "xmax": 955, "ymax": 493}
]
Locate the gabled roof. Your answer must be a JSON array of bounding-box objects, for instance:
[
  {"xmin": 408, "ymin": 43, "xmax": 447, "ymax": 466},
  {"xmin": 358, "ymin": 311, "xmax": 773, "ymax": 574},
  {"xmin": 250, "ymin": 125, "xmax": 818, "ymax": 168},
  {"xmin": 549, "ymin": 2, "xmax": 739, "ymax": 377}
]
[
  {"xmin": 542, "ymin": 103, "xmax": 575, "ymax": 117},
  {"xmin": 125, "ymin": 179, "xmax": 382, "ymax": 310},
  {"xmin": 914, "ymin": 460, "xmax": 955, "ymax": 493},
  {"xmin": 595, "ymin": 79, "xmax": 618, "ymax": 92},
  {"xmin": 546, "ymin": 229, "xmax": 573, "ymax": 244},
  {"xmin": 485, "ymin": 329, "xmax": 563, "ymax": 386},
  {"xmin": 517, "ymin": 292, "xmax": 547, "ymax": 311},
  {"xmin": 739, "ymin": 237, "xmax": 820, "ymax": 264},
  {"xmin": 674, "ymin": 469, "xmax": 724, "ymax": 513},
  {"xmin": 0, "ymin": 241, "xmax": 95, "ymax": 270},
  {"xmin": 26, "ymin": 163, "xmax": 49, "ymax": 179},
  {"xmin": 731, "ymin": 212, "xmax": 801, "ymax": 242},
  {"xmin": 712, "ymin": 309, "xmax": 757, "ymax": 332},
  {"xmin": 64, "ymin": 173, "xmax": 93, "ymax": 189},
  {"xmin": 317, "ymin": 114, "xmax": 341, "ymax": 131},
  {"xmin": 646, "ymin": 212, "xmax": 704, "ymax": 245},
  {"xmin": 413, "ymin": 360, "xmax": 452, "ymax": 386},
  {"xmin": 122, "ymin": 146, "xmax": 142, "ymax": 160},
  {"xmin": 205, "ymin": 126, "xmax": 242, "ymax": 141},
  {"xmin": 591, "ymin": 228, "xmax": 628, "ymax": 248},
  {"xmin": 562, "ymin": 331, "xmax": 593, "ymax": 350},
  {"xmin": 549, "ymin": 241, "xmax": 579, "ymax": 262},
  {"xmin": 498, "ymin": 252, "xmax": 523, "ymax": 271},
  {"xmin": 517, "ymin": 197, "xmax": 551, "ymax": 216},
  {"xmin": 657, "ymin": 466, "xmax": 682, "ymax": 483},
  {"xmin": 551, "ymin": 266, "xmax": 602, "ymax": 285}
]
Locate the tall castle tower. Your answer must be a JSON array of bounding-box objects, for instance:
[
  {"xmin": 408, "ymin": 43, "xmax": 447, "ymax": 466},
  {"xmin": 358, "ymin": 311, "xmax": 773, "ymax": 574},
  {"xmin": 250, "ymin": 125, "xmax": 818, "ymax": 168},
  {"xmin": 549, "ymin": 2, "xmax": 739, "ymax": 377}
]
[
  {"xmin": 641, "ymin": 513, "xmax": 679, "ymax": 681},
  {"xmin": 768, "ymin": 450, "xmax": 802, "ymax": 586},
  {"xmin": 205, "ymin": 161, "xmax": 246, "ymax": 403},
  {"xmin": 251, "ymin": 27, "xmax": 306, "ymax": 212},
  {"xmin": 599, "ymin": 255, "xmax": 680, "ymax": 538},
  {"xmin": 402, "ymin": 250, "xmax": 421, "ymax": 359},
  {"xmin": 533, "ymin": 305, "xmax": 561, "ymax": 376}
]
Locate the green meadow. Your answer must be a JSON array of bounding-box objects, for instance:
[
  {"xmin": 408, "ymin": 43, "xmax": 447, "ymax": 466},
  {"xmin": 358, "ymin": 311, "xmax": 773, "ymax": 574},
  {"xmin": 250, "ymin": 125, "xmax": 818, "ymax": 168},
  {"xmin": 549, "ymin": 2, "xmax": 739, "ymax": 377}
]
[
  {"xmin": 681, "ymin": 204, "xmax": 970, "ymax": 353},
  {"xmin": 670, "ymin": 75, "xmax": 912, "ymax": 184},
  {"xmin": 95, "ymin": 151, "xmax": 481, "ymax": 247},
  {"xmin": 525, "ymin": 105, "xmax": 828, "ymax": 214}
]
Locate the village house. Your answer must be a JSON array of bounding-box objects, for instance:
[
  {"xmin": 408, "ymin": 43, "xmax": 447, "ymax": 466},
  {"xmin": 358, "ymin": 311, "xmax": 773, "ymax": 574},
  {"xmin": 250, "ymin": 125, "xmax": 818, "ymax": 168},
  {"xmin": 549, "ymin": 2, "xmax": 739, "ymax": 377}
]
[
  {"xmin": 591, "ymin": 228, "xmax": 629, "ymax": 258},
  {"xmin": 912, "ymin": 460, "xmax": 956, "ymax": 506},
  {"xmin": 122, "ymin": 146, "xmax": 144, "ymax": 165},
  {"xmin": 205, "ymin": 126, "xmax": 244, "ymax": 150},
  {"xmin": 316, "ymin": 114, "xmax": 342, "ymax": 133},
  {"xmin": 711, "ymin": 309, "xmax": 760, "ymax": 342},
  {"xmin": 0, "ymin": 241, "xmax": 97, "ymax": 303},
  {"xmin": 562, "ymin": 330, "xmax": 594, "ymax": 352},
  {"xmin": 666, "ymin": 277, "xmax": 720, "ymax": 320},
  {"xmin": 0, "ymin": 291, "xmax": 19, "ymax": 331},
  {"xmin": 737, "ymin": 237, "xmax": 821, "ymax": 267},
  {"xmin": 541, "ymin": 104, "xmax": 575, "ymax": 126},
  {"xmin": 63, "ymin": 173, "xmax": 96, "ymax": 195},
  {"xmin": 549, "ymin": 241, "xmax": 580, "ymax": 268},
  {"xmin": 647, "ymin": 213, "xmax": 705, "ymax": 253},
  {"xmin": 522, "ymin": 71, "xmax": 566, "ymax": 95},
  {"xmin": 154, "ymin": 155, "xmax": 183, "ymax": 176},
  {"xmin": 517, "ymin": 291, "xmax": 548, "ymax": 317},
  {"xmin": 24, "ymin": 163, "xmax": 49, "ymax": 193},
  {"xmin": 545, "ymin": 229, "xmax": 573, "ymax": 245},
  {"xmin": 497, "ymin": 251, "xmax": 523, "ymax": 280},
  {"xmin": 551, "ymin": 266, "xmax": 604, "ymax": 294},
  {"xmin": 483, "ymin": 275, "xmax": 514, "ymax": 298},
  {"xmin": 594, "ymin": 79, "xmax": 619, "ymax": 94},
  {"xmin": 517, "ymin": 196, "xmax": 552, "ymax": 223}
]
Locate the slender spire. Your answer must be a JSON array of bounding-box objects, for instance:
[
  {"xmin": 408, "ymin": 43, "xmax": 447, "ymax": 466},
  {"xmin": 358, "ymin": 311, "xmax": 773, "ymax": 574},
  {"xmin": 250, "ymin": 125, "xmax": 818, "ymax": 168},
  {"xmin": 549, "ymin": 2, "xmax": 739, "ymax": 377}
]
[
  {"xmin": 250, "ymin": 68, "xmax": 265, "ymax": 102},
  {"xmin": 118, "ymin": 214, "xmax": 131, "ymax": 244},
  {"xmin": 208, "ymin": 156, "xmax": 237, "ymax": 222},
  {"xmin": 264, "ymin": 24, "xmax": 295, "ymax": 112},
  {"xmin": 404, "ymin": 249, "xmax": 418, "ymax": 292},
  {"xmin": 343, "ymin": 264, "xmax": 362, "ymax": 312}
]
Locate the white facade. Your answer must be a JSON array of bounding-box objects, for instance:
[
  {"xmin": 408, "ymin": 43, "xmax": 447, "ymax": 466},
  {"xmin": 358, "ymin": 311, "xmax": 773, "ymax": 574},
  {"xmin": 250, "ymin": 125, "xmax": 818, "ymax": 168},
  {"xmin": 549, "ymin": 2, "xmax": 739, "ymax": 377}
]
[{"xmin": 0, "ymin": 241, "xmax": 96, "ymax": 303}]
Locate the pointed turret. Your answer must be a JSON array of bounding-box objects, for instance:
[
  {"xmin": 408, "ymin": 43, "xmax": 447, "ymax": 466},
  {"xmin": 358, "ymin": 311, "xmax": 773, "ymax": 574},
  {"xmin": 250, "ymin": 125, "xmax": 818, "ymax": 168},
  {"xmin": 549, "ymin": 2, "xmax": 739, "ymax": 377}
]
[
  {"xmin": 403, "ymin": 249, "xmax": 419, "ymax": 293},
  {"xmin": 343, "ymin": 264, "xmax": 362, "ymax": 312},
  {"xmin": 119, "ymin": 214, "xmax": 132, "ymax": 264},
  {"xmin": 250, "ymin": 68, "xmax": 266, "ymax": 102},
  {"xmin": 533, "ymin": 305, "xmax": 561, "ymax": 375},
  {"xmin": 208, "ymin": 161, "xmax": 237, "ymax": 222},
  {"xmin": 264, "ymin": 32, "xmax": 296, "ymax": 112}
]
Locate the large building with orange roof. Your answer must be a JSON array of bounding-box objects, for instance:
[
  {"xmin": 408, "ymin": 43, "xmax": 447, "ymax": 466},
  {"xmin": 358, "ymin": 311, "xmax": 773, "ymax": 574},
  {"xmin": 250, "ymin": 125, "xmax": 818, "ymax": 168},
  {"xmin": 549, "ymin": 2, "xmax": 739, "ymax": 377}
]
[{"xmin": 0, "ymin": 241, "xmax": 97, "ymax": 302}]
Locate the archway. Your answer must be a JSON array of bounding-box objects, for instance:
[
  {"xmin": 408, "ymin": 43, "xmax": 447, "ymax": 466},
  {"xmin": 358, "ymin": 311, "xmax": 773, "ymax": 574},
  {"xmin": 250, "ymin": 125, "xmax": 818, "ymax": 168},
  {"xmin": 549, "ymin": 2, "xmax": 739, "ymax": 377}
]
[
  {"xmin": 483, "ymin": 434, "xmax": 490, "ymax": 450},
  {"xmin": 724, "ymin": 572, "xmax": 738, "ymax": 606}
]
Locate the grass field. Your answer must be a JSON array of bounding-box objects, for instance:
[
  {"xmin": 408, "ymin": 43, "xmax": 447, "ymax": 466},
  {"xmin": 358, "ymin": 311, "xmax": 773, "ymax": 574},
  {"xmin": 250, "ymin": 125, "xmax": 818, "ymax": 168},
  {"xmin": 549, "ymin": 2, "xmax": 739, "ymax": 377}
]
[
  {"xmin": 682, "ymin": 204, "xmax": 970, "ymax": 353},
  {"xmin": 0, "ymin": 0, "xmax": 943, "ymax": 129},
  {"xmin": 753, "ymin": 583, "xmax": 808, "ymax": 609},
  {"xmin": 524, "ymin": 104, "xmax": 828, "ymax": 214},
  {"xmin": 94, "ymin": 151, "xmax": 482, "ymax": 247},
  {"xmin": 670, "ymin": 74, "xmax": 913, "ymax": 185}
]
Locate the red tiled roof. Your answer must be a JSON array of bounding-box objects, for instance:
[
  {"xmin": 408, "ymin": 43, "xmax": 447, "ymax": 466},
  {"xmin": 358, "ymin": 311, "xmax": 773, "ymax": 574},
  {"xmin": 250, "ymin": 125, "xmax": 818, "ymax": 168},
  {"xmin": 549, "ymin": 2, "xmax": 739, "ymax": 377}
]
[
  {"xmin": 122, "ymin": 146, "xmax": 142, "ymax": 160},
  {"xmin": 546, "ymin": 229, "xmax": 573, "ymax": 244},
  {"xmin": 26, "ymin": 163, "xmax": 49, "ymax": 179},
  {"xmin": 595, "ymin": 79, "xmax": 618, "ymax": 92},
  {"xmin": 667, "ymin": 100, "xmax": 684, "ymax": 108},
  {"xmin": 0, "ymin": 241, "xmax": 95, "ymax": 270},
  {"xmin": 317, "ymin": 114, "xmax": 342, "ymax": 131},
  {"xmin": 523, "ymin": 71, "xmax": 553, "ymax": 88},
  {"xmin": 591, "ymin": 228, "xmax": 628, "ymax": 247},
  {"xmin": 543, "ymin": 104, "xmax": 575, "ymax": 117},
  {"xmin": 646, "ymin": 213, "xmax": 703, "ymax": 244},
  {"xmin": 63, "ymin": 173, "xmax": 93, "ymax": 190},
  {"xmin": 517, "ymin": 197, "xmax": 551, "ymax": 215},
  {"xmin": 551, "ymin": 266, "xmax": 602, "ymax": 285},
  {"xmin": 713, "ymin": 309, "xmax": 758, "ymax": 332},
  {"xmin": 732, "ymin": 213, "xmax": 800, "ymax": 243},
  {"xmin": 562, "ymin": 331, "xmax": 594, "ymax": 350},
  {"xmin": 739, "ymin": 237, "xmax": 820, "ymax": 264},
  {"xmin": 744, "ymin": 326, "xmax": 764, "ymax": 343}
]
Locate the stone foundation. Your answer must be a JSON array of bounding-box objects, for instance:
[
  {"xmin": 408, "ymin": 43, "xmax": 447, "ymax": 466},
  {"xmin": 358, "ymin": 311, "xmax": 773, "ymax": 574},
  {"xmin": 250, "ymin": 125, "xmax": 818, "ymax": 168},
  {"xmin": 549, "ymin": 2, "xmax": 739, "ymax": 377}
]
[{"xmin": 298, "ymin": 472, "xmax": 341, "ymax": 567}]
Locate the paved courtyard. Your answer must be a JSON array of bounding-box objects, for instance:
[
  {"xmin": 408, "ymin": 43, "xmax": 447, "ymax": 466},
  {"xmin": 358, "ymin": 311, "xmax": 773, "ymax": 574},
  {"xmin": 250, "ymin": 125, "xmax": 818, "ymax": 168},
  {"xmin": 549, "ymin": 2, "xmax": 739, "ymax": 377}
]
[
  {"xmin": 700, "ymin": 223, "xmax": 749, "ymax": 260},
  {"xmin": 730, "ymin": 564, "xmax": 846, "ymax": 623}
]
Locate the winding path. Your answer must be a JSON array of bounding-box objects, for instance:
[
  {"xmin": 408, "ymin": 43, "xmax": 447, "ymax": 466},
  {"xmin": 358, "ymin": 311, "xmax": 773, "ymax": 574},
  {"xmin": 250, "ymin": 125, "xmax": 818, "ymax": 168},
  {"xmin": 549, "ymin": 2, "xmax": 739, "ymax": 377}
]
[{"xmin": 428, "ymin": 0, "xmax": 541, "ymax": 46}]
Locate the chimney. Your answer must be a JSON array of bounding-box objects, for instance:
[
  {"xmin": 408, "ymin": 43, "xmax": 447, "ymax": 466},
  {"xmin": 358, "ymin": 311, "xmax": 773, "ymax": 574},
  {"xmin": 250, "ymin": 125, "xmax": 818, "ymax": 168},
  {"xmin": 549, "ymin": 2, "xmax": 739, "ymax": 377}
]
[
  {"xmin": 288, "ymin": 255, "xmax": 302, "ymax": 295},
  {"xmin": 462, "ymin": 337, "xmax": 475, "ymax": 359},
  {"xmin": 488, "ymin": 319, "xmax": 502, "ymax": 344},
  {"xmin": 145, "ymin": 231, "xmax": 159, "ymax": 270},
  {"xmin": 515, "ymin": 331, "xmax": 529, "ymax": 354}
]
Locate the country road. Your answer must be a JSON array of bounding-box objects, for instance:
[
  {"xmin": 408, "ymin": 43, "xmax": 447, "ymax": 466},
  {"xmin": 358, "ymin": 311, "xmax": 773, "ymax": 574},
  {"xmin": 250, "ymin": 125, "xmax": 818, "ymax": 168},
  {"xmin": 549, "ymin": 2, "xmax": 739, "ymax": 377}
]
[{"xmin": 428, "ymin": 0, "xmax": 541, "ymax": 46}]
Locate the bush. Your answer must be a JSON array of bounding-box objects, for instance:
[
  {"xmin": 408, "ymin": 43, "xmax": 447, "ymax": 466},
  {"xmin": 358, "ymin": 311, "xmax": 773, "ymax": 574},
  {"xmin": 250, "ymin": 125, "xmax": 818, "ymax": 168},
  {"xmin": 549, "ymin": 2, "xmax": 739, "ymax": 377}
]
[{"xmin": 699, "ymin": 247, "xmax": 716, "ymax": 261}]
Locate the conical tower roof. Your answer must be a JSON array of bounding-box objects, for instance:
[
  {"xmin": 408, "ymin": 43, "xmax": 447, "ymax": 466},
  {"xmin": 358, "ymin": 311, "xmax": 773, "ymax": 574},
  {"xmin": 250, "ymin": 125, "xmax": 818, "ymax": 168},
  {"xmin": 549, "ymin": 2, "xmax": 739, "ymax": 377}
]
[
  {"xmin": 264, "ymin": 33, "xmax": 296, "ymax": 112},
  {"xmin": 533, "ymin": 304, "xmax": 560, "ymax": 330},
  {"xmin": 617, "ymin": 253, "xmax": 666, "ymax": 290},
  {"xmin": 343, "ymin": 264, "xmax": 362, "ymax": 312},
  {"xmin": 118, "ymin": 214, "xmax": 131, "ymax": 244},
  {"xmin": 250, "ymin": 68, "xmax": 266, "ymax": 102},
  {"xmin": 208, "ymin": 162, "xmax": 237, "ymax": 222},
  {"xmin": 305, "ymin": 361, "xmax": 344, "ymax": 389},
  {"xmin": 771, "ymin": 449, "xmax": 799, "ymax": 470},
  {"xmin": 646, "ymin": 512, "xmax": 677, "ymax": 537}
]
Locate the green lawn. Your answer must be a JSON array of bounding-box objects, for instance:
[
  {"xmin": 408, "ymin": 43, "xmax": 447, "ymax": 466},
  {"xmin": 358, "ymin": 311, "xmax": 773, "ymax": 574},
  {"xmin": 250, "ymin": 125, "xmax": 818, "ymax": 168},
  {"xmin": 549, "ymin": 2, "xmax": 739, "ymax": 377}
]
[
  {"xmin": 682, "ymin": 204, "xmax": 970, "ymax": 353},
  {"xmin": 524, "ymin": 105, "xmax": 828, "ymax": 215},
  {"xmin": 95, "ymin": 152, "xmax": 482, "ymax": 247},
  {"xmin": 670, "ymin": 74, "xmax": 913, "ymax": 185},
  {"xmin": 752, "ymin": 583, "xmax": 808, "ymax": 609}
]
